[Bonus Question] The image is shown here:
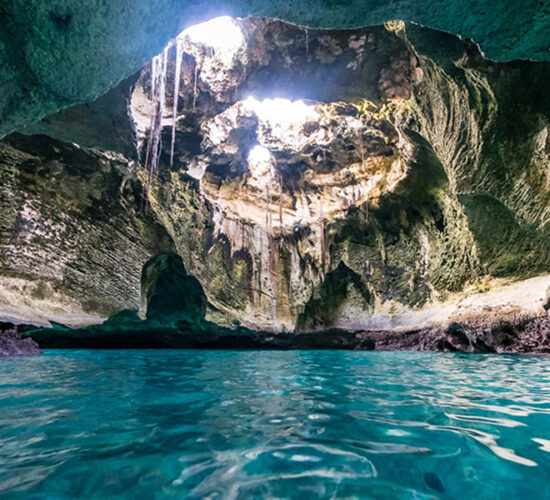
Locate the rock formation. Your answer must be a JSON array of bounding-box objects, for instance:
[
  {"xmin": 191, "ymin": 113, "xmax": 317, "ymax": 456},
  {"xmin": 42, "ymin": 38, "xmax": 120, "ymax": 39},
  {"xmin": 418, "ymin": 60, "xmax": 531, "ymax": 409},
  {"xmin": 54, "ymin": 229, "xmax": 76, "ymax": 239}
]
[
  {"xmin": 0, "ymin": 134, "xmax": 175, "ymax": 325},
  {"xmin": 131, "ymin": 18, "xmax": 550, "ymax": 332},
  {"xmin": 0, "ymin": 324, "xmax": 41, "ymax": 357},
  {"xmin": 1, "ymin": 16, "xmax": 549, "ymax": 350},
  {"xmin": 1, "ymin": 1, "xmax": 549, "ymax": 140}
]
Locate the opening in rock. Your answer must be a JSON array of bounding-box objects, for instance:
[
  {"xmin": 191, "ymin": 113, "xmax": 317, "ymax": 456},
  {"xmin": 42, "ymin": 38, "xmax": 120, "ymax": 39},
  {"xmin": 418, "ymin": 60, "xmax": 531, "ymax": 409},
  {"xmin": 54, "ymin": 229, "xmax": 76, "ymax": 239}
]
[
  {"xmin": 2, "ymin": 6, "xmax": 550, "ymax": 497},
  {"xmin": 141, "ymin": 253, "xmax": 207, "ymax": 324},
  {"xmin": 3, "ymin": 14, "xmax": 550, "ymax": 349}
]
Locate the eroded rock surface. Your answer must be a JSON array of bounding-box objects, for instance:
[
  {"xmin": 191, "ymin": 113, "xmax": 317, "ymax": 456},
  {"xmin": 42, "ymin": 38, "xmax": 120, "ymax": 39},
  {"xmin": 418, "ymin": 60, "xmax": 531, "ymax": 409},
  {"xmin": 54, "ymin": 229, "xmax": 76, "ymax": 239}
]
[
  {"xmin": 0, "ymin": 134, "xmax": 174, "ymax": 325},
  {"xmin": 130, "ymin": 19, "xmax": 550, "ymax": 331},
  {"xmin": 1, "ymin": 0, "xmax": 549, "ymax": 141},
  {"xmin": 0, "ymin": 324, "xmax": 41, "ymax": 357},
  {"xmin": 1, "ymin": 18, "xmax": 550, "ymax": 344}
]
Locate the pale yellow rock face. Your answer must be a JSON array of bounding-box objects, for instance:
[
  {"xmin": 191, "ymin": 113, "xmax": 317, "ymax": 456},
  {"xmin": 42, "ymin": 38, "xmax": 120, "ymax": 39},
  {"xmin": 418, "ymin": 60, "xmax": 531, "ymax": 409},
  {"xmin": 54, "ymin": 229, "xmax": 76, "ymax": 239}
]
[
  {"xmin": 131, "ymin": 18, "xmax": 550, "ymax": 331},
  {"xmin": 1, "ymin": 18, "xmax": 549, "ymax": 331},
  {"xmin": 196, "ymin": 100, "xmax": 412, "ymax": 329},
  {"xmin": 130, "ymin": 18, "xmax": 418, "ymax": 329}
]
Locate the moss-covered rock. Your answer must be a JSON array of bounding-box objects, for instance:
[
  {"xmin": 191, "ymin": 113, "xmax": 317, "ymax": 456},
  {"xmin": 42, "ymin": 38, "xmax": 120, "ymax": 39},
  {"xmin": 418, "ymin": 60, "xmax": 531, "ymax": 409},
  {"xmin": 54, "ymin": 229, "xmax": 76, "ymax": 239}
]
[
  {"xmin": 141, "ymin": 253, "xmax": 207, "ymax": 324},
  {"xmin": 2, "ymin": 18, "xmax": 550, "ymax": 334}
]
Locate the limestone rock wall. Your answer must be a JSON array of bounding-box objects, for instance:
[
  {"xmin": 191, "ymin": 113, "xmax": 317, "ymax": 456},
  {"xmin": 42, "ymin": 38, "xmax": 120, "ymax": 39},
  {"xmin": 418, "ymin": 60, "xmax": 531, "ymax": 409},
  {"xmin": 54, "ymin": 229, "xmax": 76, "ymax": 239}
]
[
  {"xmin": 0, "ymin": 134, "xmax": 174, "ymax": 325},
  {"xmin": 1, "ymin": 18, "xmax": 550, "ymax": 332},
  {"xmin": 131, "ymin": 19, "xmax": 550, "ymax": 331}
]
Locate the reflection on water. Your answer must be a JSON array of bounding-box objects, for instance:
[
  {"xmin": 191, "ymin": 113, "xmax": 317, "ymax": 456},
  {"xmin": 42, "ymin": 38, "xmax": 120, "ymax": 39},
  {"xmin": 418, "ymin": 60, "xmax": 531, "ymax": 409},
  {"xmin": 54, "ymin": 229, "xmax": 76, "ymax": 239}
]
[{"xmin": 1, "ymin": 350, "xmax": 550, "ymax": 498}]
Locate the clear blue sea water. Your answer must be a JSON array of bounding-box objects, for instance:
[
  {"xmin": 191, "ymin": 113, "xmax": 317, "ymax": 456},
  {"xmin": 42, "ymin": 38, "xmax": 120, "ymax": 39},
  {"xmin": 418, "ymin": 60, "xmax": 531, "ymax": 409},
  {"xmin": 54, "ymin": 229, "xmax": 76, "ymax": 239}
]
[{"xmin": 1, "ymin": 350, "xmax": 550, "ymax": 499}]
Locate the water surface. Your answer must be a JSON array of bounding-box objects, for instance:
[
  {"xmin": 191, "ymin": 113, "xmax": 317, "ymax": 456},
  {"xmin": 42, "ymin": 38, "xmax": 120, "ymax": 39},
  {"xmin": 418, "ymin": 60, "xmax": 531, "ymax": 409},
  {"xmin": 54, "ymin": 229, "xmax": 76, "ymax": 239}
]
[{"xmin": 1, "ymin": 350, "xmax": 550, "ymax": 499}]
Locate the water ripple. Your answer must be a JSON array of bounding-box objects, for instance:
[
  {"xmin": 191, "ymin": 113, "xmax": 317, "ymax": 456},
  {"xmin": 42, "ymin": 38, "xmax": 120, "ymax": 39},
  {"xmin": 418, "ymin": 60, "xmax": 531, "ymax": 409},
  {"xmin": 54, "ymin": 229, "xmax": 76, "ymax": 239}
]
[{"xmin": 0, "ymin": 350, "xmax": 549, "ymax": 498}]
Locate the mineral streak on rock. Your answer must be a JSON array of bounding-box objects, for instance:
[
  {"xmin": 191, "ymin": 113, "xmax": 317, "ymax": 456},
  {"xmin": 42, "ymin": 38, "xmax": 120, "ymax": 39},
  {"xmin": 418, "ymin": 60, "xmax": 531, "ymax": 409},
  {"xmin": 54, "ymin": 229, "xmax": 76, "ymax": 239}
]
[
  {"xmin": 1, "ymin": 0, "xmax": 549, "ymax": 141},
  {"xmin": 1, "ymin": 17, "xmax": 550, "ymax": 344}
]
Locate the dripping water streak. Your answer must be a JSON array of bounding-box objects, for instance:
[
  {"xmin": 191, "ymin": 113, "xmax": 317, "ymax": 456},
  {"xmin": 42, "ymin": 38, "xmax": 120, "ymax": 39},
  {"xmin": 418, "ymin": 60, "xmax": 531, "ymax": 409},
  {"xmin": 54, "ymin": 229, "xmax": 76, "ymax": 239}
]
[
  {"xmin": 266, "ymin": 184, "xmax": 272, "ymax": 234},
  {"xmin": 193, "ymin": 65, "xmax": 199, "ymax": 111},
  {"xmin": 144, "ymin": 56, "xmax": 159, "ymax": 173},
  {"xmin": 144, "ymin": 47, "xmax": 169, "ymax": 212},
  {"xmin": 170, "ymin": 39, "xmax": 184, "ymax": 167},
  {"xmin": 150, "ymin": 46, "xmax": 169, "ymax": 175}
]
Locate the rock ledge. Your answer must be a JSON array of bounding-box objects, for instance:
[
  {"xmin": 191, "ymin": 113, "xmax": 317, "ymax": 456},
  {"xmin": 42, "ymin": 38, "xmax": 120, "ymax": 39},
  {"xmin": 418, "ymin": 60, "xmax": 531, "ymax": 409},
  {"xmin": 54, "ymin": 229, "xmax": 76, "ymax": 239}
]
[{"xmin": 0, "ymin": 324, "xmax": 42, "ymax": 357}]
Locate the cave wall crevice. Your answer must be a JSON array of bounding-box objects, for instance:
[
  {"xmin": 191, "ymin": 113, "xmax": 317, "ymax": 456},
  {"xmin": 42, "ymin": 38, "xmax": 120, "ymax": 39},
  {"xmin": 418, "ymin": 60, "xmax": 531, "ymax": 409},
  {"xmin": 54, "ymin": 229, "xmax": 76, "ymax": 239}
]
[
  {"xmin": 1, "ymin": 0, "xmax": 549, "ymax": 140},
  {"xmin": 1, "ymin": 17, "xmax": 550, "ymax": 331}
]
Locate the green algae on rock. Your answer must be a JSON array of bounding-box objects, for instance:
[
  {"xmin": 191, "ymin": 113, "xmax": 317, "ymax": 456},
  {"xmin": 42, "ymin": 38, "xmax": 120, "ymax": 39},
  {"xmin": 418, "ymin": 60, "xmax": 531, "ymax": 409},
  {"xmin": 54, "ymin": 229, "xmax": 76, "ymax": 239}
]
[
  {"xmin": 1, "ymin": 17, "xmax": 549, "ymax": 341},
  {"xmin": 1, "ymin": 0, "xmax": 549, "ymax": 141}
]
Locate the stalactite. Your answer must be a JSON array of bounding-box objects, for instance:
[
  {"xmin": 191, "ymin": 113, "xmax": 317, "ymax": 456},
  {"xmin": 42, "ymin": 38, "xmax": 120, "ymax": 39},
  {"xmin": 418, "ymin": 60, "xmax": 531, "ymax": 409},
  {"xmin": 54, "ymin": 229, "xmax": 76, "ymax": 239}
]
[
  {"xmin": 146, "ymin": 48, "xmax": 169, "ymax": 176},
  {"xmin": 143, "ymin": 47, "xmax": 169, "ymax": 212},
  {"xmin": 193, "ymin": 65, "xmax": 199, "ymax": 111},
  {"xmin": 279, "ymin": 173, "xmax": 284, "ymax": 234},
  {"xmin": 170, "ymin": 38, "xmax": 184, "ymax": 168},
  {"xmin": 304, "ymin": 27, "xmax": 309, "ymax": 61}
]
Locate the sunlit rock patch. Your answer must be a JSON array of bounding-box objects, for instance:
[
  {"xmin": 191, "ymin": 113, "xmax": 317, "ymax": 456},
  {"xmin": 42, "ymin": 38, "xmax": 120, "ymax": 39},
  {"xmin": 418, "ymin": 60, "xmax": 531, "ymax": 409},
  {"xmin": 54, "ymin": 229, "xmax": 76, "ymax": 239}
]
[
  {"xmin": 128, "ymin": 17, "xmax": 550, "ymax": 331},
  {"xmin": 1, "ymin": 16, "xmax": 549, "ymax": 338}
]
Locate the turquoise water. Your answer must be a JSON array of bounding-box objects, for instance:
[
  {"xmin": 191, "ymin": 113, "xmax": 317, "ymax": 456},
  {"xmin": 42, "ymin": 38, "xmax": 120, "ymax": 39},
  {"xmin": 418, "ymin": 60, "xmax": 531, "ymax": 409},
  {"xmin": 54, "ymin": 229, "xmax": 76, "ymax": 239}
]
[{"xmin": 1, "ymin": 351, "xmax": 550, "ymax": 499}]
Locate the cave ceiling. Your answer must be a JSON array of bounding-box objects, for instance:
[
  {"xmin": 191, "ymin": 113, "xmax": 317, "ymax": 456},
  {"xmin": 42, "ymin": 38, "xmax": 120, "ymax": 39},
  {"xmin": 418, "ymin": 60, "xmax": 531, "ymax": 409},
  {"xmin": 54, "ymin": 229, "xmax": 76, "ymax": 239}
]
[{"xmin": 1, "ymin": 0, "xmax": 549, "ymax": 138}]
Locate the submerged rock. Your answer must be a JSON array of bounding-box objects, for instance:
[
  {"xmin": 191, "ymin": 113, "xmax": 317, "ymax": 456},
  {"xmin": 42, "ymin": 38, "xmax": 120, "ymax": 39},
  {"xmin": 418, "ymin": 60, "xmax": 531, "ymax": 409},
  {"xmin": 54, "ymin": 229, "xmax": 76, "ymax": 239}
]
[
  {"xmin": 23, "ymin": 312, "xmax": 550, "ymax": 353},
  {"xmin": 424, "ymin": 472, "xmax": 445, "ymax": 493},
  {"xmin": 24, "ymin": 319, "xmax": 377, "ymax": 350}
]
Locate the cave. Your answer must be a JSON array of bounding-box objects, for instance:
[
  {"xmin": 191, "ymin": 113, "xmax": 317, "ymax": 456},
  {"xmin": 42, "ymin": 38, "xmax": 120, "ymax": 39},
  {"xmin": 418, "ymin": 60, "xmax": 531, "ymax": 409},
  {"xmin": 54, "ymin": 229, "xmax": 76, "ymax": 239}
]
[{"xmin": 1, "ymin": 3, "xmax": 550, "ymax": 497}]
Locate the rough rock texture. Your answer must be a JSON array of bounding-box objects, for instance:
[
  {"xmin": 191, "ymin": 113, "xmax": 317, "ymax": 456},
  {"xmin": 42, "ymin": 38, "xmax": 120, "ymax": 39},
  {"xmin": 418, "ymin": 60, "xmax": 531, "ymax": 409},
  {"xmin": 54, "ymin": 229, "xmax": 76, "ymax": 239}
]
[
  {"xmin": 0, "ymin": 323, "xmax": 41, "ymax": 357},
  {"xmin": 23, "ymin": 314, "xmax": 550, "ymax": 353},
  {"xmin": 0, "ymin": 134, "xmax": 175, "ymax": 325},
  {"xmin": 1, "ymin": 1, "xmax": 549, "ymax": 140},
  {"xmin": 21, "ymin": 74, "xmax": 140, "ymax": 157},
  {"xmin": 128, "ymin": 19, "xmax": 550, "ymax": 331},
  {"xmin": 365, "ymin": 317, "xmax": 550, "ymax": 354},
  {"xmin": 134, "ymin": 19, "xmax": 419, "ymax": 329},
  {"xmin": 2, "ymin": 18, "xmax": 550, "ymax": 341},
  {"xmin": 141, "ymin": 253, "xmax": 207, "ymax": 323}
]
